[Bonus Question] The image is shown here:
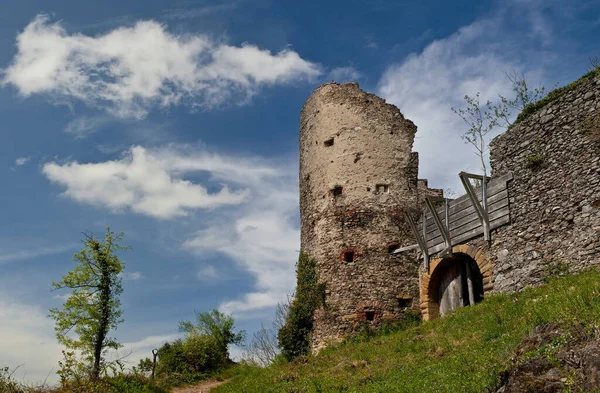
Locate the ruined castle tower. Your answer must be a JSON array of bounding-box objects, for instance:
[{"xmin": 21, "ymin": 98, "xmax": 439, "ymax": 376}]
[{"xmin": 299, "ymin": 83, "xmax": 433, "ymax": 350}]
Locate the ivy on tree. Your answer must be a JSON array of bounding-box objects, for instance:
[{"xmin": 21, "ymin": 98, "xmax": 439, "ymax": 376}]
[{"xmin": 49, "ymin": 227, "xmax": 130, "ymax": 380}]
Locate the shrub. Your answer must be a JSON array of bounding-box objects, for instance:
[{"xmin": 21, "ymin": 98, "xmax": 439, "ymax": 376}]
[{"xmin": 278, "ymin": 252, "xmax": 325, "ymax": 361}]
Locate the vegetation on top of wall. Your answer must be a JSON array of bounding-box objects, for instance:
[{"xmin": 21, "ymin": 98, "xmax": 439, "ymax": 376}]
[
  {"xmin": 213, "ymin": 268, "xmax": 600, "ymax": 393},
  {"xmin": 513, "ymin": 68, "xmax": 600, "ymax": 126},
  {"xmin": 278, "ymin": 252, "xmax": 325, "ymax": 361}
]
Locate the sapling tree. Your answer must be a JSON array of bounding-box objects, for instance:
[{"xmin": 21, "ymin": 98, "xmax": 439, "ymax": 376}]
[
  {"xmin": 49, "ymin": 228, "xmax": 130, "ymax": 380},
  {"xmin": 452, "ymin": 72, "xmax": 547, "ymax": 178},
  {"xmin": 452, "ymin": 92, "xmax": 496, "ymax": 178}
]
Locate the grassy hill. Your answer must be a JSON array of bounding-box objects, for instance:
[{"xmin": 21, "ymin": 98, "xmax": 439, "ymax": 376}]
[{"xmin": 214, "ymin": 269, "xmax": 600, "ymax": 393}]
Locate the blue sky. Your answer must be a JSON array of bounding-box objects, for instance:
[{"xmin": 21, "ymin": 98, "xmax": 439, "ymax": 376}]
[{"xmin": 1, "ymin": 0, "xmax": 599, "ymax": 383}]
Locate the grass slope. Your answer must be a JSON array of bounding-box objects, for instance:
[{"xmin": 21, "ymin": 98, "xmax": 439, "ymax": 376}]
[{"xmin": 215, "ymin": 269, "xmax": 600, "ymax": 393}]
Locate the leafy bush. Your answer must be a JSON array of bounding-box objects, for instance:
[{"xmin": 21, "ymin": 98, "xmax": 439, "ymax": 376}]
[
  {"xmin": 278, "ymin": 252, "xmax": 325, "ymax": 361},
  {"xmin": 150, "ymin": 310, "xmax": 245, "ymax": 384},
  {"xmin": 0, "ymin": 367, "xmax": 24, "ymax": 393}
]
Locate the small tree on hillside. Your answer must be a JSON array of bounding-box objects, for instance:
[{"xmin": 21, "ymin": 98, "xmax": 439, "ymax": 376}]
[
  {"xmin": 178, "ymin": 310, "xmax": 246, "ymax": 367},
  {"xmin": 243, "ymin": 299, "xmax": 290, "ymax": 366},
  {"xmin": 49, "ymin": 228, "xmax": 130, "ymax": 380}
]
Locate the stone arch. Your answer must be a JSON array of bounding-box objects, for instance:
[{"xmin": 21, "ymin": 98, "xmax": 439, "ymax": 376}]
[{"xmin": 419, "ymin": 244, "xmax": 494, "ymax": 320}]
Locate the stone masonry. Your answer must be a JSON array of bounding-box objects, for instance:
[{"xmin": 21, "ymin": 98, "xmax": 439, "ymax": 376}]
[
  {"xmin": 299, "ymin": 82, "xmax": 439, "ymax": 351},
  {"xmin": 486, "ymin": 73, "xmax": 600, "ymax": 291},
  {"xmin": 419, "ymin": 72, "xmax": 600, "ymax": 316},
  {"xmin": 301, "ymin": 72, "xmax": 599, "ymax": 348}
]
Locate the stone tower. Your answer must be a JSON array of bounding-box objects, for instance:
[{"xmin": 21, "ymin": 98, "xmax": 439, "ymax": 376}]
[{"xmin": 300, "ymin": 82, "xmax": 434, "ymax": 350}]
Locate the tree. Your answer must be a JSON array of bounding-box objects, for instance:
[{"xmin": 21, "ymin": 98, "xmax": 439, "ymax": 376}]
[
  {"xmin": 452, "ymin": 72, "xmax": 547, "ymax": 177},
  {"xmin": 242, "ymin": 298, "xmax": 291, "ymax": 367},
  {"xmin": 178, "ymin": 310, "xmax": 245, "ymax": 367},
  {"xmin": 451, "ymin": 93, "xmax": 495, "ymax": 178},
  {"xmin": 49, "ymin": 228, "xmax": 130, "ymax": 380}
]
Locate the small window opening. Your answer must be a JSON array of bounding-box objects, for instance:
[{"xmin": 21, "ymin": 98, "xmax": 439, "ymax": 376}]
[
  {"xmin": 332, "ymin": 186, "xmax": 343, "ymax": 197},
  {"xmin": 365, "ymin": 311, "xmax": 375, "ymax": 321},
  {"xmin": 376, "ymin": 184, "xmax": 389, "ymax": 193},
  {"xmin": 343, "ymin": 250, "xmax": 355, "ymax": 262},
  {"xmin": 397, "ymin": 296, "xmax": 413, "ymax": 308},
  {"xmin": 324, "ymin": 138, "xmax": 334, "ymax": 147},
  {"xmin": 388, "ymin": 243, "xmax": 400, "ymax": 254}
]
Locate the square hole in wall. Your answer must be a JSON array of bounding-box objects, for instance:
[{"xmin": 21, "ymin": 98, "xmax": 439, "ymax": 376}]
[
  {"xmin": 388, "ymin": 243, "xmax": 400, "ymax": 254},
  {"xmin": 397, "ymin": 296, "xmax": 413, "ymax": 308},
  {"xmin": 376, "ymin": 184, "xmax": 389, "ymax": 193},
  {"xmin": 365, "ymin": 311, "xmax": 375, "ymax": 321},
  {"xmin": 332, "ymin": 186, "xmax": 343, "ymax": 197},
  {"xmin": 343, "ymin": 250, "xmax": 355, "ymax": 262},
  {"xmin": 324, "ymin": 138, "xmax": 334, "ymax": 147}
]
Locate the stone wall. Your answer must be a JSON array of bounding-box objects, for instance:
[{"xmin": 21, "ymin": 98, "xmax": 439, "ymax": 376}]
[
  {"xmin": 299, "ymin": 83, "xmax": 436, "ymax": 350},
  {"xmin": 485, "ymin": 73, "xmax": 600, "ymax": 291},
  {"xmin": 420, "ymin": 72, "xmax": 600, "ymax": 312}
]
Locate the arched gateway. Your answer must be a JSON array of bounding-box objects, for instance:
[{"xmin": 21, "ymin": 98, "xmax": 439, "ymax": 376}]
[{"xmin": 419, "ymin": 244, "xmax": 494, "ymax": 320}]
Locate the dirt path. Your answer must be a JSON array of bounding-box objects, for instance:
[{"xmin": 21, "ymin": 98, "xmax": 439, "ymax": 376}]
[{"xmin": 171, "ymin": 379, "xmax": 228, "ymax": 393}]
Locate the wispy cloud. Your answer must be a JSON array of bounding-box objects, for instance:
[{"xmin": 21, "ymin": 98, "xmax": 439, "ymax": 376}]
[
  {"xmin": 64, "ymin": 115, "xmax": 112, "ymax": 138},
  {"xmin": 182, "ymin": 157, "xmax": 299, "ymax": 317},
  {"xmin": 376, "ymin": 0, "xmax": 564, "ymax": 192},
  {"xmin": 197, "ymin": 265, "xmax": 218, "ymax": 281},
  {"xmin": 162, "ymin": 3, "xmax": 237, "ymax": 20},
  {"xmin": 327, "ymin": 66, "xmax": 362, "ymax": 83},
  {"xmin": 9, "ymin": 156, "xmax": 31, "ymax": 171},
  {"xmin": 14, "ymin": 157, "xmax": 30, "ymax": 166},
  {"xmin": 122, "ymin": 271, "xmax": 144, "ymax": 281},
  {"xmin": 0, "ymin": 245, "xmax": 74, "ymax": 264},
  {"xmin": 2, "ymin": 15, "xmax": 321, "ymax": 118},
  {"xmin": 0, "ymin": 297, "xmax": 63, "ymax": 384}
]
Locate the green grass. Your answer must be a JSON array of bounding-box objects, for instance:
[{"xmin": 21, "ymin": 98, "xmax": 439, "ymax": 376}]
[
  {"xmin": 213, "ymin": 269, "xmax": 600, "ymax": 393},
  {"xmin": 0, "ymin": 374, "xmax": 171, "ymax": 393}
]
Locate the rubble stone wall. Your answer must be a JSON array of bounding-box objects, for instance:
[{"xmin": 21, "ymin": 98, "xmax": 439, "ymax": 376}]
[
  {"xmin": 300, "ymin": 83, "xmax": 435, "ymax": 350},
  {"xmin": 485, "ymin": 73, "xmax": 600, "ymax": 291}
]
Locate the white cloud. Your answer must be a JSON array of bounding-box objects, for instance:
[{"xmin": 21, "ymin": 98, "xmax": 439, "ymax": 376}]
[
  {"xmin": 183, "ymin": 159, "xmax": 300, "ymax": 317},
  {"xmin": 2, "ymin": 15, "xmax": 321, "ymax": 118},
  {"xmin": 14, "ymin": 157, "xmax": 30, "ymax": 166},
  {"xmin": 327, "ymin": 66, "xmax": 362, "ymax": 83},
  {"xmin": 0, "ymin": 245, "xmax": 73, "ymax": 264},
  {"xmin": 41, "ymin": 143, "xmax": 298, "ymax": 316},
  {"xmin": 0, "ymin": 297, "xmax": 63, "ymax": 385},
  {"xmin": 162, "ymin": 3, "xmax": 237, "ymax": 20},
  {"xmin": 64, "ymin": 115, "xmax": 112, "ymax": 138},
  {"xmin": 377, "ymin": 8, "xmax": 550, "ymax": 192},
  {"xmin": 42, "ymin": 146, "xmax": 259, "ymax": 219},
  {"xmin": 197, "ymin": 265, "xmax": 218, "ymax": 281},
  {"xmin": 122, "ymin": 271, "xmax": 144, "ymax": 281}
]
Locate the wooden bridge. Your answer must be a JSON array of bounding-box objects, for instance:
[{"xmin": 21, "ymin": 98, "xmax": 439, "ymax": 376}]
[{"xmin": 398, "ymin": 172, "xmax": 513, "ymax": 271}]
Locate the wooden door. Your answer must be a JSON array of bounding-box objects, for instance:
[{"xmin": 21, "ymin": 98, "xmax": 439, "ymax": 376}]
[{"xmin": 438, "ymin": 262, "xmax": 465, "ymax": 316}]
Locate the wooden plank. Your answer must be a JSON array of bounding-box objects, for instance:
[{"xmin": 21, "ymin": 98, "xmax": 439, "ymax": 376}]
[
  {"xmin": 428, "ymin": 215, "xmax": 511, "ymax": 254},
  {"xmin": 426, "ymin": 191, "xmax": 508, "ymax": 235},
  {"xmin": 426, "ymin": 197, "xmax": 508, "ymax": 241},
  {"xmin": 424, "ymin": 173, "xmax": 512, "ymax": 222},
  {"xmin": 427, "ymin": 206, "xmax": 510, "ymax": 247},
  {"xmin": 424, "ymin": 182, "xmax": 507, "ymax": 226}
]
